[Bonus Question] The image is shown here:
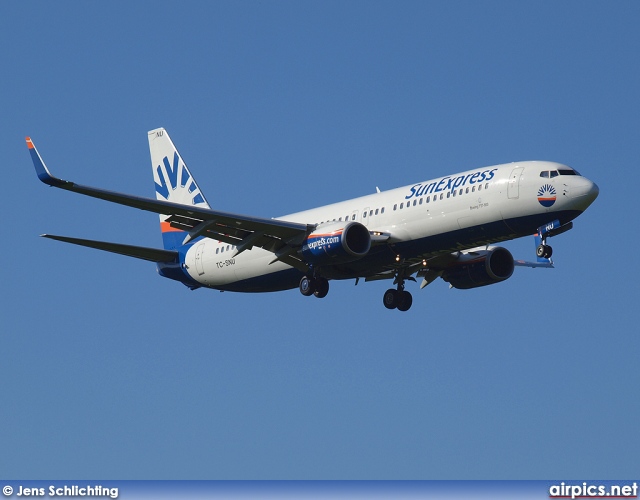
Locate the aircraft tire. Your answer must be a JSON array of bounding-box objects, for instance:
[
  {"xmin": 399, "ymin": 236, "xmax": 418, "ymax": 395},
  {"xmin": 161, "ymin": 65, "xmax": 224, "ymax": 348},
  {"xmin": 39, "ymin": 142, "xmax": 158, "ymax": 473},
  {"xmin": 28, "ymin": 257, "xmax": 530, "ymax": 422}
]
[
  {"xmin": 397, "ymin": 291, "xmax": 413, "ymax": 312},
  {"xmin": 314, "ymin": 278, "xmax": 329, "ymax": 298},
  {"xmin": 383, "ymin": 289, "xmax": 399, "ymax": 309},
  {"xmin": 537, "ymin": 244, "xmax": 553, "ymax": 259},
  {"xmin": 299, "ymin": 276, "xmax": 315, "ymax": 296}
]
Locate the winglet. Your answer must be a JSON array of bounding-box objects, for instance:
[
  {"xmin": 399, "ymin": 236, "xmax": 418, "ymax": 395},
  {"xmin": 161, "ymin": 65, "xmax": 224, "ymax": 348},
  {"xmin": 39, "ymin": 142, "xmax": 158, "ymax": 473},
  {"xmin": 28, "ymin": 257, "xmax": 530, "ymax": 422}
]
[{"xmin": 26, "ymin": 137, "xmax": 69, "ymax": 187}]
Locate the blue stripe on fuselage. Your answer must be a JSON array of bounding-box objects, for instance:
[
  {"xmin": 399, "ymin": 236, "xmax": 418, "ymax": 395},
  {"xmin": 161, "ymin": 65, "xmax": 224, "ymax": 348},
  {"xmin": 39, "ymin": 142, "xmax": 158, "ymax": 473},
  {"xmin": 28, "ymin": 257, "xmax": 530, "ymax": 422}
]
[{"xmin": 160, "ymin": 209, "xmax": 584, "ymax": 293}]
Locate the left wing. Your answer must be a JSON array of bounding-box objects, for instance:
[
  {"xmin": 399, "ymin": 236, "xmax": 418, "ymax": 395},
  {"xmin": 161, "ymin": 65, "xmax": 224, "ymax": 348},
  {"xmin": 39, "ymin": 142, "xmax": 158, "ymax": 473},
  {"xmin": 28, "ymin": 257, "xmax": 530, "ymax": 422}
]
[
  {"xmin": 27, "ymin": 137, "xmax": 314, "ymax": 269},
  {"xmin": 41, "ymin": 234, "xmax": 179, "ymax": 263}
]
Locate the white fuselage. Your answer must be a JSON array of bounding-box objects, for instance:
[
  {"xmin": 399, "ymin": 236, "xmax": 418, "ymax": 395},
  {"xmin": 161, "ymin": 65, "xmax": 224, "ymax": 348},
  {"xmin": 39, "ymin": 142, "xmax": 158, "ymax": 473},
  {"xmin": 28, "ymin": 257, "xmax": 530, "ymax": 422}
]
[{"xmin": 183, "ymin": 161, "xmax": 598, "ymax": 291}]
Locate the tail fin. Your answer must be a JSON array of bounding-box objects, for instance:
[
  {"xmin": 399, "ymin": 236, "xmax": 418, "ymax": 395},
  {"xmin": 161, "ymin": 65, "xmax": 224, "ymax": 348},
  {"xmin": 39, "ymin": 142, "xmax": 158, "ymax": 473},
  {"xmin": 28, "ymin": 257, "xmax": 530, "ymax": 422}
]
[{"xmin": 148, "ymin": 128, "xmax": 210, "ymax": 249}]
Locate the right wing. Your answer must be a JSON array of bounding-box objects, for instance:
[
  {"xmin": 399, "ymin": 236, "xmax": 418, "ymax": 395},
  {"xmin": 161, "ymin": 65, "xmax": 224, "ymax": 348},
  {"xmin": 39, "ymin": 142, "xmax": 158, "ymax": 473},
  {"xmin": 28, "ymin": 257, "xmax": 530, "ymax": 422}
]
[{"xmin": 27, "ymin": 137, "xmax": 315, "ymax": 270}]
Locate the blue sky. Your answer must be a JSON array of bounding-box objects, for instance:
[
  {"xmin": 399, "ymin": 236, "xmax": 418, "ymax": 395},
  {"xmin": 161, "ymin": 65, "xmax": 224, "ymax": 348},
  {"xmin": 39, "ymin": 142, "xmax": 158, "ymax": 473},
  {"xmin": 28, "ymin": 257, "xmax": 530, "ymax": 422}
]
[{"xmin": 1, "ymin": 1, "xmax": 638, "ymax": 479}]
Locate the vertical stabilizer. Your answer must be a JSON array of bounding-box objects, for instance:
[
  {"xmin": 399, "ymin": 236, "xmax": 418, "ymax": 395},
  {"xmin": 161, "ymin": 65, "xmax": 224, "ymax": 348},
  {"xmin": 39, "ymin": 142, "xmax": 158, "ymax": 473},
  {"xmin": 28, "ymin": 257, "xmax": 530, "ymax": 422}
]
[{"xmin": 148, "ymin": 128, "xmax": 210, "ymax": 249}]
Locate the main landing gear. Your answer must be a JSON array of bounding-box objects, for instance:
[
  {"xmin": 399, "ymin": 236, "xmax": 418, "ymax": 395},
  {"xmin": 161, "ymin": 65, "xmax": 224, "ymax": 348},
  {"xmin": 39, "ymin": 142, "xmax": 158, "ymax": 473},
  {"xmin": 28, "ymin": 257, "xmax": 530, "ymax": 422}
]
[
  {"xmin": 383, "ymin": 284, "xmax": 413, "ymax": 312},
  {"xmin": 299, "ymin": 275, "xmax": 329, "ymax": 298}
]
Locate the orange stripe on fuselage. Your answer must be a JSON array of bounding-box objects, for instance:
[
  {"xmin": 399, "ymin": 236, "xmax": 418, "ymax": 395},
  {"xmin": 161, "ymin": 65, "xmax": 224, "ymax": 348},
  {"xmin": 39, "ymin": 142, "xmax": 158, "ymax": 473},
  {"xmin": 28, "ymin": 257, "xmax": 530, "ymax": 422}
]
[
  {"xmin": 309, "ymin": 231, "xmax": 344, "ymax": 238},
  {"xmin": 160, "ymin": 221, "xmax": 184, "ymax": 233}
]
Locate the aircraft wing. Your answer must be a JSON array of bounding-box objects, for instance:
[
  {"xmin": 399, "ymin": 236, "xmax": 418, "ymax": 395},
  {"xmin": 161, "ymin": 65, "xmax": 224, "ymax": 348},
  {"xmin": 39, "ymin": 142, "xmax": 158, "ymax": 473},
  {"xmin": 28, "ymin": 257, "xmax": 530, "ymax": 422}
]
[
  {"xmin": 41, "ymin": 234, "xmax": 179, "ymax": 263},
  {"xmin": 27, "ymin": 138, "xmax": 314, "ymax": 266}
]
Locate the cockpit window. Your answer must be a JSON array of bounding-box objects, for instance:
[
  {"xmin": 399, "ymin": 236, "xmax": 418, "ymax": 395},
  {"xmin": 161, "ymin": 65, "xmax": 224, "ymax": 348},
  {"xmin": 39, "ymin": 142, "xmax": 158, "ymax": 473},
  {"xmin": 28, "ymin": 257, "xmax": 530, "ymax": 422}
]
[
  {"xmin": 541, "ymin": 168, "xmax": 581, "ymax": 178},
  {"xmin": 558, "ymin": 168, "xmax": 581, "ymax": 176}
]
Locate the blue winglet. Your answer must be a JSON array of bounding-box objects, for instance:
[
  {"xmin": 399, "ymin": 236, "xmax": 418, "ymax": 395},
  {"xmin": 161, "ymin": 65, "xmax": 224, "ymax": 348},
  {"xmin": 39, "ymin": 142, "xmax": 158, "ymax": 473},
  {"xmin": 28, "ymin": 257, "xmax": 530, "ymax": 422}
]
[{"xmin": 26, "ymin": 137, "xmax": 69, "ymax": 187}]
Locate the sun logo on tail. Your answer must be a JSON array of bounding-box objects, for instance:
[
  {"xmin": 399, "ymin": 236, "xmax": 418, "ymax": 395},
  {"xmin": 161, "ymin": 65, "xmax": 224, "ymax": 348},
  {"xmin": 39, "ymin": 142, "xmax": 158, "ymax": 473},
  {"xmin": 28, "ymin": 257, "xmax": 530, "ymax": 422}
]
[
  {"xmin": 537, "ymin": 184, "xmax": 557, "ymax": 207},
  {"xmin": 154, "ymin": 152, "xmax": 206, "ymax": 206}
]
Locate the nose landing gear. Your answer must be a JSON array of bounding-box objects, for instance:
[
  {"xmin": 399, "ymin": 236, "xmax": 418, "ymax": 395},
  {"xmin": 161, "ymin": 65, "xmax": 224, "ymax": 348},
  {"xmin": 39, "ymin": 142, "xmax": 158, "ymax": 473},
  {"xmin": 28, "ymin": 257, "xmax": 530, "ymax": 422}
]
[
  {"xmin": 536, "ymin": 219, "xmax": 573, "ymax": 260},
  {"xmin": 536, "ymin": 242, "xmax": 553, "ymax": 259}
]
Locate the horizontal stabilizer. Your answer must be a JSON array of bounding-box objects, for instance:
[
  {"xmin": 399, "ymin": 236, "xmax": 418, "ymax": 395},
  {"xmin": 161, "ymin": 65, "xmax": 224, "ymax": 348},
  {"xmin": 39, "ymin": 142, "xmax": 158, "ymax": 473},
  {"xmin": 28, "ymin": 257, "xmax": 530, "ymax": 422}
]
[{"xmin": 42, "ymin": 234, "xmax": 179, "ymax": 263}]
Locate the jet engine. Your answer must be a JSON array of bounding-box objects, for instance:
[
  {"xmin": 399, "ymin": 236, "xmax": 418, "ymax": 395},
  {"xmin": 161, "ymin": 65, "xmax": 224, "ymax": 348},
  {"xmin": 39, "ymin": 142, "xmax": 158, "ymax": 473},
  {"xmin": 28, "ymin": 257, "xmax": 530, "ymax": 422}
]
[
  {"xmin": 300, "ymin": 221, "xmax": 371, "ymax": 265},
  {"xmin": 441, "ymin": 246, "xmax": 514, "ymax": 290}
]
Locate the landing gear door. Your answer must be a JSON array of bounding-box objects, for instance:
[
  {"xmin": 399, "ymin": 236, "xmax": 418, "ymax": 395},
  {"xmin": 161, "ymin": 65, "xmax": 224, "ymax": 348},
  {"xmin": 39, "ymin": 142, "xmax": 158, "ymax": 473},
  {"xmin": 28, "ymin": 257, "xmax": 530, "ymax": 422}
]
[{"xmin": 508, "ymin": 166, "xmax": 524, "ymax": 199}]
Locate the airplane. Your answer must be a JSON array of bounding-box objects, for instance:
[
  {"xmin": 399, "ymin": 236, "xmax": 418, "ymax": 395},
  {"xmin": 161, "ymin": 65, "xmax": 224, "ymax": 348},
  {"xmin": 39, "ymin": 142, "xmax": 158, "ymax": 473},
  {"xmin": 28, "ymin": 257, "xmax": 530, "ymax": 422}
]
[{"xmin": 26, "ymin": 128, "xmax": 599, "ymax": 311}]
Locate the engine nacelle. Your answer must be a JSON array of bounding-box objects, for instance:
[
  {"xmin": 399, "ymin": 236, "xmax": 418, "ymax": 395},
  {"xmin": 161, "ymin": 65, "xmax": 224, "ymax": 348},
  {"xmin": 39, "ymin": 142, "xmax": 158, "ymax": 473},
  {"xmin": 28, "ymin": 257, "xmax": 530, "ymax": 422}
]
[
  {"xmin": 441, "ymin": 246, "xmax": 514, "ymax": 290},
  {"xmin": 301, "ymin": 221, "xmax": 371, "ymax": 265}
]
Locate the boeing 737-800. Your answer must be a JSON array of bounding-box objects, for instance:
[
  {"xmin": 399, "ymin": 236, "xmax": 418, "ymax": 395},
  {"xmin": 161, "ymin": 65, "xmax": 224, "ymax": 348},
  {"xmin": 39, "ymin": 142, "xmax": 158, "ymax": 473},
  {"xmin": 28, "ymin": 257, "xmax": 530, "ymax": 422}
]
[{"xmin": 27, "ymin": 128, "xmax": 599, "ymax": 311}]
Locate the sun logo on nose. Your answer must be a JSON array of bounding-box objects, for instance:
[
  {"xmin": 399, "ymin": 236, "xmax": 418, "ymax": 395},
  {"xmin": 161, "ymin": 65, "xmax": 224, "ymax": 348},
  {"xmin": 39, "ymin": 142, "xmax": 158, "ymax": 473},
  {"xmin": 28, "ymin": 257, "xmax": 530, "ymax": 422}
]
[{"xmin": 537, "ymin": 184, "xmax": 557, "ymax": 207}]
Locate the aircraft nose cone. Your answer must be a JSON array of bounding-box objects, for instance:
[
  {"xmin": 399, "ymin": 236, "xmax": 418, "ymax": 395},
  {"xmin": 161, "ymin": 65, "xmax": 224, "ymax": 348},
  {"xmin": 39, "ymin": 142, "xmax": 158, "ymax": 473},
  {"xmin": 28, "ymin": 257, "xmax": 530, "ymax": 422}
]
[
  {"xmin": 568, "ymin": 177, "xmax": 599, "ymax": 211},
  {"xmin": 570, "ymin": 177, "xmax": 599, "ymax": 200}
]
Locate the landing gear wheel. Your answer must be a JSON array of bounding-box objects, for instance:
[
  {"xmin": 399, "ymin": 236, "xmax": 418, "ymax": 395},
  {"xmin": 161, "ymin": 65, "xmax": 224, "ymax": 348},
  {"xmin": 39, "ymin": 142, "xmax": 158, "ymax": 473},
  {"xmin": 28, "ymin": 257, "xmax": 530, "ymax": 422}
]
[
  {"xmin": 313, "ymin": 277, "xmax": 329, "ymax": 298},
  {"xmin": 299, "ymin": 276, "xmax": 315, "ymax": 296},
  {"xmin": 383, "ymin": 289, "xmax": 399, "ymax": 309},
  {"xmin": 536, "ymin": 244, "xmax": 553, "ymax": 259},
  {"xmin": 396, "ymin": 291, "xmax": 413, "ymax": 312}
]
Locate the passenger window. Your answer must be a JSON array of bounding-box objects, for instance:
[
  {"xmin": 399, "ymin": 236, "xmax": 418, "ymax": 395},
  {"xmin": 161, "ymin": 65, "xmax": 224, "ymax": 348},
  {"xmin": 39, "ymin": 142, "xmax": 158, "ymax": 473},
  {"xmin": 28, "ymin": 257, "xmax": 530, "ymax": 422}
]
[
  {"xmin": 440, "ymin": 193, "xmax": 443, "ymax": 200},
  {"xmin": 447, "ymin": 192, "xmax": 450, "ymax": 198},
  {"xmin": 375, "ymin": 208, "xmax": 379, "ymax": 215},
  {"xmin": 216, "ymin": 248, "xmax": 219, "ymax": 254},
  {"xmin": 381, "ymin": 207, "xmax": 385, "ymax": 214},
  {"xmin": 459, "ymin": 189, "xmax": 463, "ymax": 195},
  {"xmin": 485, "ymin": 183, "xmax": 489, "ymax": 189},
  {"xmin": 478, "ymin": 185, "xmax": 482, "ymax": 191},
  {"xmin": 452, "ymin": 190, "xmax": 456, "ymax": 197},
  {"xmin": 400, "ymin": 203, "xmax": 404, "ymax": 209},
  {"xmin": 427, "ymin": 196, "xmax": 430, "ymax": 203},
  {"xmin": 363, "ymin": 212, "xmax": 367, "ymax": 218},
  {"xmin": 472, "ymin": 186, "xmax": 475, "ymax": 192},
  {"xmin": 393, "ymin": 204, "xmax": 397, "ymax": 211},
  {"xmin": 419, "ymin": 198, "xmax": 423, "ymax": 205}
]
